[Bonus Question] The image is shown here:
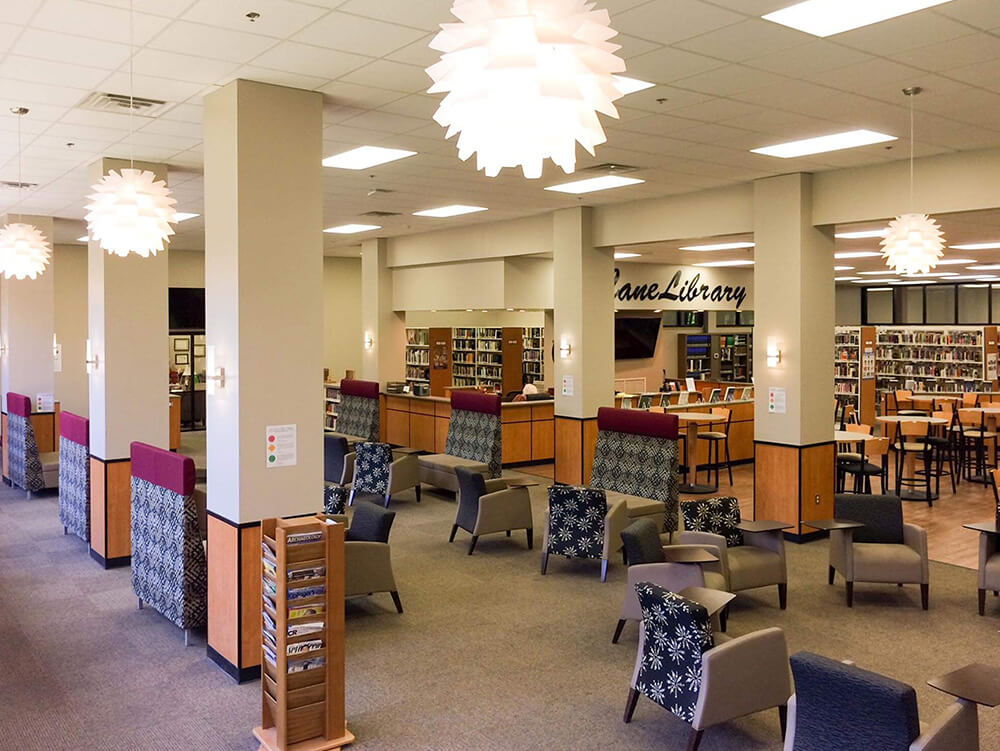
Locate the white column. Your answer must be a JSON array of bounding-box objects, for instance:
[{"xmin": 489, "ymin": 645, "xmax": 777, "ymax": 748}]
[{"xmin": 360, "ymin": 237, "xmax": 405, "ymax": 385}]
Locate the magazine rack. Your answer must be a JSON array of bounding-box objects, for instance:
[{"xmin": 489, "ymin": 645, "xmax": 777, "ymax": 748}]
[{"xmin": 254, "ymin": 515, "xmax": 353, "ymax": 751}]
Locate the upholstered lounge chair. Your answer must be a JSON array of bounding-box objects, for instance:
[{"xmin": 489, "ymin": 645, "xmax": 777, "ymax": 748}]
[
  {"xmin": 624, "ymin": 583, "xmax": 791, "ymax": 751},
  {"xmin": 58, "ymin": 412, "xmax": 90, "ymax": 541},
  {"xmin": 335, "ymin": 502, "xmax": 402, "ymax": 614},
  {"xmin": 350, "ymin": 441, "xmax": 421, "ymax": 508},
  {"xmin": 329, "ymin": 378, "xmax": 381, "ymax": 444},
  {"xmin": 451, "ymin": 466, "xmax": 532, "ymax": 554},
  {"xmin": 589, "ymin": 407, "xmax": 678, "ymax": 532},
  {"xmin": 6, "ymin": 392, "xmax": 58, "ymax": 497},
  {"xmin": 541, "ymin": 485, "xmax": 627, "ymax": 582},
  {"xmin": 419, "ymin": 392, "xmax": 502, "ymax": 493}
]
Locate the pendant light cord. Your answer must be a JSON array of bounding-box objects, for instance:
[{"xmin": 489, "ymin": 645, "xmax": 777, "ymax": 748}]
[
  {"xmin": 16, "ymin": 109, "xmax": 22, "ymax": 222},
  {"xmin": 128, "ymin": 0, "xmax": 134, "ymax": 168},
  {"xmin": 909, "ymin": 91, "xmax": 915, "ymax": 212}
]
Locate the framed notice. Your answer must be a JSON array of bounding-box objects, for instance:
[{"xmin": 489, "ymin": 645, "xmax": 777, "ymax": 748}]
[
  {"xmin": 988, "ymin": 353, "xmax": 998, "ymax": 382},
  {"xmin": 862, "ymin": 346, "xmax": 876, "ymax": 380},
  {"xmin": 173, "ymin": 337, "xmax": 190, "ymax": 352},
  {"xmin": 266, "ymin": 425, "xmax": 297, "ymax": 468}
]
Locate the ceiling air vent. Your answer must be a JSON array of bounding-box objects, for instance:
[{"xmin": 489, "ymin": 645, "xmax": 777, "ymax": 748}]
[
  {"xmin": 1, "ymin": 180, "xmax": 38, "ymax": 189},
  {"xmin": 360, "ymin": 211, "xmax": 401, "ymax": 218},
  {"xmin": 581, "ymin": 162, "xmax": 640, "ymax": 174},
  {"xmin": 78, "ymin": 92, "xmax": 172, "ymax": 118}
]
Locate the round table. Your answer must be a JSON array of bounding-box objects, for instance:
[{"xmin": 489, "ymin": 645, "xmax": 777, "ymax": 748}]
[
  {"xmin": 834, "ymin": 430, "xmax": 878, "ymax": 443},
  {"xmin": 876, "ymin": 416, "xmax": 949, "ymax": 500},
  {"xmin": 674, "ymin": 412, "xmax": 726, "ymax": 494}
]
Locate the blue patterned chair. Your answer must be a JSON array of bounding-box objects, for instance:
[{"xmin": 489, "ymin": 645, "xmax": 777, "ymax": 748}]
[
  {"xmin": 58, "ymin": 412, "xmax": 90, "ymax": 541},
  {"xmin": 589, "ymin": 407, "xmax": 678, "ymax": 534},
  {"xmin": 130, "ymin": 441, "xmax": 206, "ymax": 645},
  {"xmin": 784, "ymin": 652, "xmax": 979, "ymax": 750},
  {"xmin": 541, "ymin": 484, "xmax": 627, "ymax": 582},
  {"xmin": 330, "ymin": 379, "xmax": 381, "ymax": 443},
  {"xmin": 419, "ymin": 392, "xmax": 502, "ymax": 493},
  {"xmin": 350, "ymin": 441, "xmax": 421, "ymax": 508},
  {"xmin": 6, "ymin": 392, "xmax": 58, "ymax": 497},
  {"xmin": 624, "ymin": 582, "xmax": 791, "ymax": 751},
  {"xmin": 679, "ymin": 496, "xmax": 788, "ymax": 609}
]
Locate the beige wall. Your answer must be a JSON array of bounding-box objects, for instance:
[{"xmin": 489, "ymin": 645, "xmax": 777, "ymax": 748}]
[
  {"xmin": 324, "ymin": 256, "xmax": 362, "ymax": 382},
  {"xmin": 53, "ymin": 245, "xmax": 89, "ymax": 416},
  {"xmin": 387, "ymin": 213, "xmax": 551, "ymax": 268},
  {"xmin": 168, "ymin": 249, "xmax": 205, "ymax": 288}
]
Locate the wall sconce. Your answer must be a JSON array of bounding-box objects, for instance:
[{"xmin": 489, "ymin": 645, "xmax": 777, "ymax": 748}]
[
  {"xmin": 52, "ymin": 333, "xmax": 62, "ymax": 373},
  {"xmin": 85, "ymin": 338, "xmax": 99, "ymax": 374},
  {"xmin": 766, "ymin": 337, "xmax": 782, "ymax": 368},
  {"xmin": 205, "ymin": 345, "xmax": 225, "ymax": 396},
  {"xmin": 559, "ymin": 341, "xmax": 572, "ymax": 359},
  {"xmin": 0, "ymin": 339, "xmax": 8, "ymax": 358},
  {"xmin": 364, "ymin": 332, "xmax": 374, "ymax": 350}
]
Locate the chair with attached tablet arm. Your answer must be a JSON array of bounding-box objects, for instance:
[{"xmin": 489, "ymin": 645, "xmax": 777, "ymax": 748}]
[
  {"xmin": 541, "ymin": 485, "xmax": 627, "ymax": 582},
  {"xmin": 329, "ymin": 501, "xmax": 402, "ymax": 614},
  {"xmin": 451, "ymin": 466, "xmax": 532, "ymax": 555}
]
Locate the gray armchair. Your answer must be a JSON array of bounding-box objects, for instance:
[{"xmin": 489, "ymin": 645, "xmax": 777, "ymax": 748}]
[
  {"xmin": 451, "ymin": 467, "xmax": 532, "ymax": 554},
  {"xmin": 624, "ymin": 583, "xmax": 791, "ymax": 751},
  {"xmin": 350, "ymin": 442, "xmax": 421, "ymax": 508},
  {"xmin": 334, "ymin": 502, "xmax": 402, "ymax": 614},
  {"xmin": 324, "ymin": 434, "xmax": 355, "ymax": 486},
  {"xmin": 977, "ymin": 530, "xmax": 1000, "ymax": 616},
  {"xmin": 541, "ymin": 485, "xmax": 628, "ymax": 582},
  {"xmin": 784, "ymin": 652, "xmax": 979, "ymax": 750},
  {"xmin": 678, "ymin": 497, "xmax": 788, "ymax": 609},
  {"xmin": 829, "ymin": 494, "xmax": 929, "ymax": 609}
]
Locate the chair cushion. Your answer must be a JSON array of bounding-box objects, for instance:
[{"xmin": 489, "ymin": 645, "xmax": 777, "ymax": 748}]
[
  {"xmin": 418, "ymin": 453, "xmax": 489, "ymax": 474},
  {"xmin": 346, "ymin": 501, "xmax": 395, "ymax": 543},
  {"xmin": 698, "ymin": 431, "xmax": 727, "ymax": 440},
  {"xmin": 621, "ymin": 518, "xmax": 666, "ymax": 565},
  {"xmin": 39, "ymin": 452, "xmax": 59, "ymax": 471},
  {"xmin": 703, "ymin": 570, "xmax": 726, "ymax": 591},
  {"xmin": 604, "ymin": 490, "xmax": 666, "ymax": 520},
  {"xmin": 727, "ymin": 545, "xmax": 784, "ymax": 592},
  {"xmin": 834, "ymin": 494, "xmax": 903, "ymax": 545},
  {"xmin": 852, "ymin": 543, "xmax": 923, "ymax": 583}
]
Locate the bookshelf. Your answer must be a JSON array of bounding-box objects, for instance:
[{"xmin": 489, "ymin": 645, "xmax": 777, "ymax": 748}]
[
  {"xmin": 405, "ymin": 328, "xmax": 430, "ymax": 385},
  {"xmin": 717, "ymin": 334, "xmax": 752, "ymax": 381},
  {"xmin": 452, "ymin": 327, "xmax": 477, "ymax": 388},
  {"xmin": 678, "ymin": 334, "xmax": 713, "ymax": 381},
  {"xmin": 255, "ymin": 516, "xmax": 353, "ymax": 751},
  {"xmin": 522, "ymin": 327, "xmax": 544, "ymax": 384},
  {"xmin": 834, "ymin": 326, "xmax": 861, "ymax": 410},
  {"xmin": 875, "ymin": 326, "xmax": 998, "ymax": 400},
  {"xmin": 475, "ymin": 327, "xmax": 503, "ymax": 388},
  {"xmin": 323, "ymin": 383, "xmax": 340, "ymax": 433}
]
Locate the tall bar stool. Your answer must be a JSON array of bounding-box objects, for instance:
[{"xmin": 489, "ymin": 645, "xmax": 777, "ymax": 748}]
[
  {"xmin": 923, "ymin": 409, "xmax": 958, "ymax": 495},
  {"xmin": 962, "ymin": 392, "xmax": 980, "ymax": 409},
  {"xmin": 894, "ymin": 420, "xmax": 934, "ymax": 505},
  {"xmin": 893, "ymin": 389, "xmax": 914, "ymax": 415},
  {"xmin": 841, "ymin": 437, "xmax": 890, "ymax": 494},
  {"xmin": 957, "ymin": 408, "xmax": 998, "ymax": 485},
  {"xmin": 697, "ymin": 407, "xmax": 733, "ymax": 489},
  {"xmin": 836, "ymin": 423, "xmax": 872, "ymax": 493}
]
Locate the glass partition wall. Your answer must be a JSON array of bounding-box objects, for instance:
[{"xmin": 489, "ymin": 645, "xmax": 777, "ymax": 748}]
[
  {"xmin": 169, "ymin": 332, "xmax": 207, "ymax": 430},
  {"xmin": 860, "ymin": 283, "xmax": 1000, "ymax": 325}
]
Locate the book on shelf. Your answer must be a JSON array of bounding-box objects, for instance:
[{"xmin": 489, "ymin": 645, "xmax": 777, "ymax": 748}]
[
  {"xmin": 287, "ymin": 639, "xmax": 323, "ymax": 656},
  {"xmin": 289, "ymin": 602, "xmax": 325, "ymax": 619},
  {"xmin": 288, "ymin": 585, "xmax": 325, "ymax": 601},
  {"xmin": 288, "ymin": 620, "xmax": 324, "ymax": 637},
  {"xmin": 288, "ymin": 565, "xmax": 325, "ymax": 581}
]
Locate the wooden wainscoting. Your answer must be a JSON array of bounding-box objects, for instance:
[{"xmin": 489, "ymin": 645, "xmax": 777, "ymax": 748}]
[
  {"xmin": 88, "ymin": 457, "xmax": 133, "ymax": 568},
  {"xmin": 754, "ymin": 441, "xmax": 835, "ymax": 538}
]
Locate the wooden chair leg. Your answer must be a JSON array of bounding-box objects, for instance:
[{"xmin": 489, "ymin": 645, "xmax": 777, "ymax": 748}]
[
  {"xmin": 778, "ymin": 582, "xmax": 787, "ymax": 610},
  {"xmin": 846, "ymin": 581, "xmax": 854, "ymax": 607},
  {"xmin": 623, "ymin": 688, "xmax": 639, "ymax": 723},
  {"xmin": 612, "ymin": 618, "xmax": 627, "ymax": 644},
  {"xmin": 921, "ymin": 583, "xmax": 929, "ymax": 610},
  {"xmin": 979, "ymin": 588, "xmax": 986, "ymax": 616}
]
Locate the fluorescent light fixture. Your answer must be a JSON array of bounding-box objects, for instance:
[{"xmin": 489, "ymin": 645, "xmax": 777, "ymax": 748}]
[
  {"xmin": 931, "ymin": 258, "xmax": 975, "ymax": 265},
  {"xmin": 967, "ymin": 265, "xmax": 1000, "ymax": 271},
  {"xmin": 173, "ymin": 212, "xmax": 199, "ymax": 222},
  {"xmin": 951, "ymin": 242, "xmax": 1000, "ymax": 250},
  {"xmin": 948, "ymin": 274, "xmax": 1000, "ymax": 281},
  {"xmin": 322, "ymin": 146, "xmax": 416, "ymax": 170},
  {"xmin": 858, "ymin": 270, "xmax": 896, "ymax": 275},
  {"xmin": 762, "ymin": 0, "xmax": 955, "ymax": 38},
  {"xmin": 413, "ymin": 205, "xmax": 488, "ymax": 218},
  {"xmin": 962, "ymin": 284, "xmax": 990, "ymax": 288},
  {"xmin": 834, "ymin": 251, "xmax": 881, "ymax": 259},
  {"xmin": 835, "ymin": 229, "xmax": 888, "ymax": 239},
  {"xmin": 323, "ymin": 224, "xmax": 381, "ymax": 234},
  {"xmin": 679, "ymin": 242, "xmax": 755, "ymax": 251},
  {"xmin": 853, "ymin": 279, "xmax": 894, "ymax": 284},
  {"xmin": 902, "ymin": 272, "xmax": 959, "ymax": 278},
  {"xmin": 867, "ymin": 287, "xmax": 894, "ymax": 291},
  {"xmin": 751, "ymin": 129, "xmax": 896, "ymax": 158},
  {"xmin": 545, "ymin": 175, "xmax": 645, "ymax": 194},
  {"xmin": 693, "ymin": 260, "xmax": 754, "ymax": 268},
  {"xmin": 835, "ymin": 276, "xmax": 861, "ymax": 281},
  {"xmin": 834, "ymin": 265, "xmax": 854, "ymax": 271},
  {"xmin": 76, "ymin": 235, "xmax": 88, "ymax": 242},
  {"xmin": 889, "ymin": 280, "xmax": 932, "ymax": 286},
  {"xmin": 614, "ymin": 252, "xmax": 641, "ymax": 259},
  {"xmin": 613, "ymin": 75, "xmax": 655, "ymax": 95}
]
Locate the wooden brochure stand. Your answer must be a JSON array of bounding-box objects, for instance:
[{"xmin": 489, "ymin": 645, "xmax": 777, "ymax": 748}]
[{"xmin": 254, "ymin": 516, "xmax": 354, "ymax": 751}]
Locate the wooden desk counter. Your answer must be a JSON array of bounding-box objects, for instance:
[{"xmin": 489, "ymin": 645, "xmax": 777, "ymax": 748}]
[{"xmin": 382, "ymin": 394, "xmax": 554, "ymax": 465}]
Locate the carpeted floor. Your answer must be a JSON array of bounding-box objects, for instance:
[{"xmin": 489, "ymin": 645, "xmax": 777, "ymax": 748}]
[{"xmin": 2, "ymin": 475, "xmax": 999, "ymax": 750}]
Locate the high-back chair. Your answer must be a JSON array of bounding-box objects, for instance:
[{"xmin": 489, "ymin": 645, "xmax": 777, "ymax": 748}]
[
  {"xmin": 962, "ymin": 392, "xmax": 980, "ymax": 408},
  {"xmin": 957, "ymin": 408, "xmax": 997, "ymax": 485},
  {"xmin": 418, "ymin": 391, "xmax": 502, "ymax": 493},
  {"xmin": 6, "ymin": 392, "xmax": 58, "ymax": 496},
  {"xmin": 679, "ymin": 496, "xmax": 788, "ymax": 608},
  {"xmin": 589, "ymin": 407, "xmax": 679, "ymax": 533},
  {"xmin": 350, "ymin": 441, "xmax": 421, "ymax": 508},
  {"xmin": 334, "ymin": 378, "xmax": 381, "ymax": 442},
  {"xmin": 451, "ymin": 466, "xmax": 532, "ymax": 554},
  {"xmin": 130, "ymin": 442, "xmax": 206, "ymax": 645},
  {"xmin": 829, "ymin": 494, "xmax": 929, "ymax": 609},
  {"xmin": 841, "ymin": 437, "xmax": 890, "ymax": 494},
  {"xmin": 541, "ymin": 485, "xmax": 626, "ymax": 582},
  {"xmin": 58, "ymin": 412, "xmax": 90, "ymax": 541},
  {"xmin": 784, "ymin": 652, "xmax": 980, "ymax": 751},
  {"xmin": 895, "ymin": 420, "xmax": 934, "ymax": 504},
  {"xmin": 894, "ymin": 389, "xmax": 914, "ymax": 414},
  {"xmin": 624, "ymin": 583, "xmax": 791, "ymax": 751},
  {"xmin": 324, "ymin": 434, "xmax": 354, "ymax": 486}
]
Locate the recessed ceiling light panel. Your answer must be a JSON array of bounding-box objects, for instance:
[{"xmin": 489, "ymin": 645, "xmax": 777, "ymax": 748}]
[
  {"xmin": 835, "ymin": 229, "xmax": 888, "ymax": 239},
  {"xmin": 952, "ymin": 243, "xmax": 1000, "ymax": 250},
  {"xmin": 413, "ymin": 205, "xmax": 488, "ymax": 218},
  {"xmin": 322, "ymin": 146, "xmax": 416, "ymax": 170},
  {"xmin": 751, "ymin": 129, "xmax": 896, "ymax": 158},
  {"xmin": 323, "ymin": 224, "xmax": 382, "ymax": 234},
  {"xmin": 694, "ymin": 260, "xmax": 754, "ymax": 268},
  {"xmin": 834, "ymin": 251, "xmax": 881, "ymax": 259},
  {"xmin": 762, "ymin": 0, "xmax": 955, "ymax": 38},
  {"xmin": 545, "ymin": 175, "xmax": 645, "ymax": 194},
  {"xmin": 614, "ymin": 252, "xmax": 641, "ymax": 259},
  {"xmin": 679, "ymin": 242, "xmax": 755, "ymax": 251}
]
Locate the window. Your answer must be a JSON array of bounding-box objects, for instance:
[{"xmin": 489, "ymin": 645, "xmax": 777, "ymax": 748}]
[{"xmin": 925, "ymin": 285, "xmax": 956, "ymax": 324}]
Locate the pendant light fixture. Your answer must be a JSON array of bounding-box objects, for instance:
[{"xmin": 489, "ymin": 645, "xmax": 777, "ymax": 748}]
[
  {"xmin": 85, "ymin": 0, "xmax": 176, "ymax": 257},
  {"xmin": 426, "ymin": 0, "xmax": 627, "ymax": 179},
  {"xmin": 880, "ymin": 86, "xmax": 945, "ymax": 275},
  {"xmin": 0, "ymin": 107, "xmax": 52, "ymax": 280}
]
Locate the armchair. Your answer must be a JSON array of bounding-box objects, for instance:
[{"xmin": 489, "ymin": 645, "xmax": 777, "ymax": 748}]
[
  {"xmin": 450, "ymin": 466, "xmax": 532, "ymax": 554},
  {"xmin": 419, "ymin": 391, "xmax": 502, "ymax": 493},
  {"xmin": 349, "ymin": 442, "xmax": 421, "ymax": 508},
  {"xmin": 342, "ymin": 502, "xmax": 402, "ymax": 613},
  {"xmin": 623, "ymin": 583, "xmax": 791, "ymax": 751},
  {"xmin": 829, "ymin": 494, "xmax": 929, "ymax": 609},
  {"xmin": 976, "ymin": 529, "xmax": 1000, "ymax": 616},
  {"xmin": 784, "ymin": 652, "xmax": 980, "ymax": 750},
  {"xmin": 679, "ymin": 497, "xmax": 788, "ymax": 609},
  {"xmin": 541, "ymin": 485, "xmax": 627, "ymax": 582},
  {"xmin": 6, "ymin": 392, "xmax": 58, "ymax": 497},
  {"xmin": 324, "ymin": 434, "xmax": 355, "ymax": 486},
  {"xmin": 331, "ymin": 378, "xmax": 380, "ymax": 443}
]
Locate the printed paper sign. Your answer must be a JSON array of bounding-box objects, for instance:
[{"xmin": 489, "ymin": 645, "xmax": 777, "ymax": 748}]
[
  {"xmin": 36, "ymin": 393, "xmax": 55, "ymax": 412},
  {"xmin": 561, "ymin": 376, "xmax": 574, "ymax": 397},
  {"xmin": 768, "ymin": 387, "xmax": 786, "ymax": 415},
  {"xmin": 685, "ymin": 377, "xmax": 696, "ymax": 392},
  {"xmin": 266, "ymin": 424, "xmax": 297, "ymax": 468}
]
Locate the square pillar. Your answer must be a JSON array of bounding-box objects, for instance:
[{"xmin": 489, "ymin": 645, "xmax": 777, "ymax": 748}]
[
  {"xmin": 752, "ymin": 173, "xmax": 835, "ymax": 538},
  {"xmin": 87, "ymin": 160, "xmax": 169, "ymax": 567},
  {"xmin": 552, "ymin": 207, "xmax": 614, "ymax": 484},
  {"xmin": 204, "ymin": 79, "xmax": 324, "ymax": 681},
  {"xmin": 360, "ymin": 237, "xmax": 405, "ymax": 385}
]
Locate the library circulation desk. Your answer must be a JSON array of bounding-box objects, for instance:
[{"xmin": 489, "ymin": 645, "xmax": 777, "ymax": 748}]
[{"xmin": 382, "ymin": 394, "xmax": 554, "ymax": 466}]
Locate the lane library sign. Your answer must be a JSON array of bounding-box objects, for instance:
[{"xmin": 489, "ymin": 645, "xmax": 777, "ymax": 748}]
[{"xmin": 614, "ymin": 264, "xmax": 753, "ymax": 311}]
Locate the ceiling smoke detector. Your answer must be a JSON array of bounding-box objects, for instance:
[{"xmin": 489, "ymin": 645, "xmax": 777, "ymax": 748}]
[
  {"xmin": 360, "ymin": 211, "xmax": 401, "ymax": 218},
  {"xmin": 78, "ymin": 92, "xmax": 172, "ymax": 118}
]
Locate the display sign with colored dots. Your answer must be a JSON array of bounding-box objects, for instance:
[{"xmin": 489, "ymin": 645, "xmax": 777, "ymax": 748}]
[{"xmin": 265, "ymin": 424, "xmax": 297, "ymax": 468}]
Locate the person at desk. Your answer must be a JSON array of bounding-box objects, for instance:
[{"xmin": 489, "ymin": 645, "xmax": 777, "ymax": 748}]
[{"xmin": 510, "ymin": 383, "xmax": 549, "ymax": 403}]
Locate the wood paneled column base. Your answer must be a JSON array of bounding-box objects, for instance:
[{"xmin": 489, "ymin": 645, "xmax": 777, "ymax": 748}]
[
  {"xmin": 207, "ymin": 511, "xmax": 263, "ymax": 683},
  {"xmin": 554, "ymin": 416, "xmax": 598, "ymax": 486},
  {"xmin": 754, "ymin": 441, "xmax": 835, "ymax": 542},
  {"xmin": 89, "ymin": 456, "xmax": 132, "ymax": 568}
]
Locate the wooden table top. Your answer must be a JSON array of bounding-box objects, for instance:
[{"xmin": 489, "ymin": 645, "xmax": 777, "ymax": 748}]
[
  {"xmin": 805, "ymin": 519, "xmax": 866, "ymax": 531},
  {"xmin": 928, "ymin": 663, "xmax": 1000, "ymax": 707},
  {"xmin": 506, "ymin": 479, "xmax": 539, "ymax": 488},
  {"xmin": 876, "ymin": 416, "xmax": 949, "ymax": 425},
  {"xmin": 964, "ymin": 521, "xmax": 1000, "ymax": 535},
  {"xmin": 663, "ymin": 546, "xmax": 720, "ymax": 564},
  {"xmin": 835, "ymin": 430, "xmax": 878, "ymax": 442},
  {"xmin": 674, "ymin": 412, "xmax": 725, "ymax": 423},
  {"xmin": 678, "ymin": 586, "xmax": 736, "ymax": 618},
  {"xmin": 736, "ymin": 520, "xmax": 794, "ymax": 533},
  {"xmin": 912, "ymin": 395, "xmax": 959, "ymax": 403}
]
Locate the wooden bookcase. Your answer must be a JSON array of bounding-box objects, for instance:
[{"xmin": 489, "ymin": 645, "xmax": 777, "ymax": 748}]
[
  {"xmin": 428, "ymin": 327, "xmax": 453, "ymax": 397},
  {"xmin": 522, "ymin": 327, "xmax": 544, "ymax": 384},
  {"xmin": 501, "ymin": 326, "xmax": 524, "ymax": 394},
  {"xmin": 323, "ymin": 383, "xmax": 340, "ymax": 434},
  {"xmin": 255, "ymin": 516, "xmax": 353, "ymax": 751},
  {"xmin": 404, "ymin": 327, "xmax": 430, "ymax": 386}
]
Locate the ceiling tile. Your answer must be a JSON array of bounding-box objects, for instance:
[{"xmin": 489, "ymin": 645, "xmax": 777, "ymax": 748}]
[
  {"xmin": 219, "ymin": 65, "xmax": 330, "ymax": 91},
  {"xmin": 96, "ymin": 71, "xmax": 205, "ymax": 103},
  {"xmin": 0, "ymin": 55, "xmax": 111, "ymax": 90},
  {"xmin": 132, "ymin": 49, "xmax": 241, "ymax": 85},
  {"xmin": 933, "ymin": 0, "xmax": 1000, "ymax": 31},
  {"xmin": 338, "ymin": 59, "xmax": 431, "ymax": 93},
  {"xmin": 32, "ymin": 0, "xmax": 171, "ymax": 45},
  {"xmin": 182, "ymin": 0, "xmax": 327, "ymax": 38},
  {"xmin": 318, "ymin": 80, "xmax": 405, "ymax": 109},
  {"xmin": 625, "ymin": 46, "xmax": 728, "ymax": 84},
  {"xmin": 832, "ymin": 11, "xmax": 972, "ymax": 56},
  {"xmin": 250, "ymin": 41, "xmax": 371, "ymax": 79},
  {"xmin": 292, "ymin": 11, "xmax": 426, "ymax": 57},
  {"xmin": 335, "ymin": 0, "xmax": 454, "ymax": 32},
  {"xmin": 384, "ymin": 34, "xmax": 440, "ymax": 67},
  {"xmin": 337, "ymin": 109, "xmax": 428, "ymax": 134},
  {"xmin": 613, "ymin": 0, "xmax": 743, "ymax": 45},
  {"xmin": 889, "ymin": 32, "xmax": 1000, "ymax": 72},
  {"xmin": 11, "ymin": 28, "xmax": 131, "ymax": 69},
  {"xmin": 147, "ymin": 20, "xmax": 278, "ymax": 63},
  {"xmin": 745, "ymin": 39, "xmax": 872, "ymax": 77},
  {"xmin": 675, "ymin": 18, "xmax": 809, "ymax": 62},
  {"xmin": 672, "ymin": 63, "xmax": 788, "ymax": 96},
  {"xmin": 377, "ymin": 94, "xmax": 440, "ymax": 120},
  {"xmin": 0, "ymin": 23, "xmax": 22, "ymax": 53},
  {"xmin": 614, "ymin": 33, "xmax": 663, "ymax": 60}
]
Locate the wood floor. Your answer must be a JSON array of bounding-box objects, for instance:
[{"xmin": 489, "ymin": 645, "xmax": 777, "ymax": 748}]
[{"xmin": 518, "ymin": 459, "xmax": 992, "ymax": 570}]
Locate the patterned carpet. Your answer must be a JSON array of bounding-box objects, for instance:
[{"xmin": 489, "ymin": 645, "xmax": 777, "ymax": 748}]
[{"xmin": 2, "ymin": 475, "xmax": 999, "ymax": 750}]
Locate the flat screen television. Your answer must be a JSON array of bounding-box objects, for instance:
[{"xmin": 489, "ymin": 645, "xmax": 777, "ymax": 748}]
[
  {"xmin": 169, "ymin": 287, "xmax": 205, "ymax": 330},
  {"xmin": 615, "ymin": 317, "xmax": 660, "ymax": 359}
]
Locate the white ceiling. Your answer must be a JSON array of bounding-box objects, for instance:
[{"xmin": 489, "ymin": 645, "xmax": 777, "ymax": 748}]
[{"xmin": 2, "ymin": 0, "xmax": 1000, "ymax": 253}]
